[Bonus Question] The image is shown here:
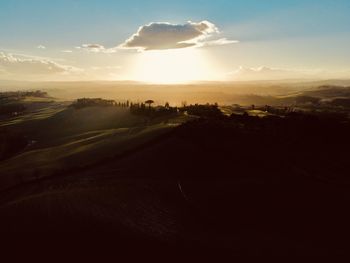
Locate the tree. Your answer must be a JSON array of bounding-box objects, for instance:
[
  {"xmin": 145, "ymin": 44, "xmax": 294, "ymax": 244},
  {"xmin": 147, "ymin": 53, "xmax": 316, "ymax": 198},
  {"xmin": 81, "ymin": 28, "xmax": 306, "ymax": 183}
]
[{"xmin": 145, "ymin": 100, "xmax": 154, "ymax": 109}]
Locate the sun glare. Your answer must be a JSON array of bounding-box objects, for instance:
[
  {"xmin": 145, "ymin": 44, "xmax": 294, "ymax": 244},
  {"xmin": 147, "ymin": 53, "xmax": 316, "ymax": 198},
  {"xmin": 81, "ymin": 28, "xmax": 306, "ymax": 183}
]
[{"xmin": 130, "ymin": 49, "xmax": 218, "ymax": 84}]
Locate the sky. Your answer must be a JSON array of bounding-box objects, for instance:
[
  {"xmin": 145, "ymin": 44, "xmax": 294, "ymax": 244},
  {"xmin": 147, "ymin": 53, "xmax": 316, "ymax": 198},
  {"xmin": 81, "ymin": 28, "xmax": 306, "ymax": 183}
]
[{"xmin": 1, "ymin": 0, "xmax": 350, "ymax": 83}]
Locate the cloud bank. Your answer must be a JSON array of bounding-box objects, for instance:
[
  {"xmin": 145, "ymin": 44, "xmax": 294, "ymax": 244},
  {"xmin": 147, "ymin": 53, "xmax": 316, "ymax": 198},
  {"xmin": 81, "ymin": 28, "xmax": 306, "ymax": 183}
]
[
  {"xmin": 227, "ymin": 66, "xmax": 346, "ymax": 81},
  {"xmin": 120, "ymin": 20, "xmax": 237, "ymax": 51},
  {"xmin": 0, "ymin": 52, "xmax": 80, "ymax": 77}
]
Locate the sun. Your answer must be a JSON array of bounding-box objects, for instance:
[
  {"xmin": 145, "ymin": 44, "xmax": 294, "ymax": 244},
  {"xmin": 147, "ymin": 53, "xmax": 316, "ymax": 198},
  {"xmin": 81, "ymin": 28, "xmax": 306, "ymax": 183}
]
[{"xmin": 130, "ymin": 48, "xmax": 218, "ymax": 84}]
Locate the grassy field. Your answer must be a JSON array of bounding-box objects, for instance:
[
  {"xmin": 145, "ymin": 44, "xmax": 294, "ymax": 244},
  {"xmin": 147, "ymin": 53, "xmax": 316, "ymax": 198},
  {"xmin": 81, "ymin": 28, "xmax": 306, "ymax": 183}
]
[{"xmin": 0, "ymin": 99, "xmax": 190, "ymax": 191}]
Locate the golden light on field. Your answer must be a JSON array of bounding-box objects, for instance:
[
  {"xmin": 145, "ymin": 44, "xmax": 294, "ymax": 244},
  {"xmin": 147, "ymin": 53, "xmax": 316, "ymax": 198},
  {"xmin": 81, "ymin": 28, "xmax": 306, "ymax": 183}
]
[{"xmin": 130, "ymin": 49, "xmax": 219, "ymax": 84}]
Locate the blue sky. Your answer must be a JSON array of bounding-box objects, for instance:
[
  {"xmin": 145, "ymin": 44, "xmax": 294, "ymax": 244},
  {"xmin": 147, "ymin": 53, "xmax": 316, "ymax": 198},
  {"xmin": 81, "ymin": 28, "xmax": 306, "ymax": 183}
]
[
  {"xmin": 1, "ymin": 0, "xmax": 349, "ymax": 46},
  {"xmin": 1, "ymin": 0, "xmax": 350, "ymax": 81}
]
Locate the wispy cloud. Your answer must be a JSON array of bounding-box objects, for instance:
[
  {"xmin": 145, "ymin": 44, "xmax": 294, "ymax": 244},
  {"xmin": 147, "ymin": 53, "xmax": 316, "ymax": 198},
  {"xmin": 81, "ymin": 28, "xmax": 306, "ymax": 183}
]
[
  {"xmin": 0, "ymin": 52, "xmax": 81, "ymax": 77},
  {"xmin": 200, "ymin": 38, "xmax": 238, "ymax": 47},
  {"xmin": 37, "ymin": 45, "xmax": 46, "ymax": 49},
  {"xmin": 76, "ymin": 44, "xmax": 117, "ymax": 53}
]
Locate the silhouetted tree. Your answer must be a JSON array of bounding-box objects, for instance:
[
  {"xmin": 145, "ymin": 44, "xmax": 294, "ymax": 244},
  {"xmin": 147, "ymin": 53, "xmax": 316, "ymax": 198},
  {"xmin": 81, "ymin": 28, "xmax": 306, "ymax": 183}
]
[{"xmin": 145, "ymin": 100, "xmax": 154, "ymax": 109}]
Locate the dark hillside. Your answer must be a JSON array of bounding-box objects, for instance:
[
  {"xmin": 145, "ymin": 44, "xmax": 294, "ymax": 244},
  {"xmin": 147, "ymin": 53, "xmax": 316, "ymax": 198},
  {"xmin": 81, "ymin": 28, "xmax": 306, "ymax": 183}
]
[{"xmin": 1, "ymin": 112, "xmax": 349, "ymax": 256}]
